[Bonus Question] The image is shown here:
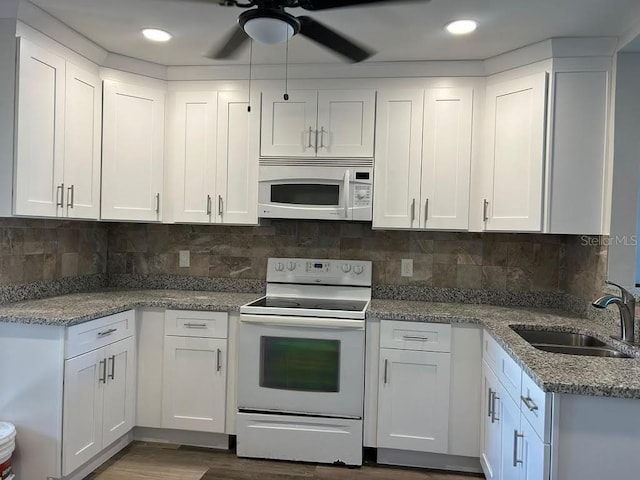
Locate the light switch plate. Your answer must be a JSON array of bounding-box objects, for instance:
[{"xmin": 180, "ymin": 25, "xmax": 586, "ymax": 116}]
[
  {"xmin": 401, "ymin": 258, "xmax": 413, "ymax": 277},
  {"xmin": 179, "ymin": 250, "xmax": 190, "ymax": 268}
]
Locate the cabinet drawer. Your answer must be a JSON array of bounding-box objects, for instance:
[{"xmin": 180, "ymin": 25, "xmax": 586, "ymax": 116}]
[
  {"xmin": 164, "ymin": 310, "xmax": 228, "ymax": 338},
  {"xmin": 380, "ymin": 320, "xmax": 451, "ymax": 352},
  {"xmin": 520, "ymin": 371, "xmax": 551, "ymax": 443},
  {"xmin": 483, "ymin": 330, "xmax": 521, "ymax": 404},
  {"xmin": 66, "ymin": 310, "xmax": 134, "ymax": 359}
]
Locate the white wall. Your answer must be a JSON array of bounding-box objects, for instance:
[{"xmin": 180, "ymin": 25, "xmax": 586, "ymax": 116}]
[
  {"xmin": 608, "ymin": 52, "xmax": 640, "ymax": 287},
  {"xmin": 636, "ymin": 175, "xmax": 640, "ymax": 285}
]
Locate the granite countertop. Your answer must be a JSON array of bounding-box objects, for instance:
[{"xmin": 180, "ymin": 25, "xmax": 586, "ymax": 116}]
[{"xmin": 2, "ymin": 290, "xmax": 640, "ymax": 399}]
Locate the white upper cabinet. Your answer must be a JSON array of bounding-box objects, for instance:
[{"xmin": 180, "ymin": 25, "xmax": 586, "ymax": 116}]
[
  {"xmin": 482, "ymin": 72, "xmax": 548, "ymax": 232},
  {"xmin": 167, "ymin": 89, "xmax": 257, "ymax": 225},
  {"xmin": 63, "ymin": 63, "xmax": 102, "ymax": 219},
  {"xmin": 261, "ymin": 89, "xmax": 375, "ymax": 158},
  {"xmin": 102, "ymin": 79, "xmax": 165, "ymax": 222},
  {"xmin": 14, "ymin": 38, "xmax": 65, "ymax": 217},
  {"xmin": 14, "ymin": 38, "xmax": 102, "ymax": 220},
  {"xmin": 374, "ymin": 87, "xmax": 473, "ymax": 230}
]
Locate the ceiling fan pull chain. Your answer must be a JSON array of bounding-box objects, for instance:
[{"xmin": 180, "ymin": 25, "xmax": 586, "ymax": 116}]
[
  {"xmin": 247, "ymin": 39, "xmax": 253, "ymax": 112},
  {"xmin": 284, "ymin": 27, "xmax": 290, "ymax": 101}
]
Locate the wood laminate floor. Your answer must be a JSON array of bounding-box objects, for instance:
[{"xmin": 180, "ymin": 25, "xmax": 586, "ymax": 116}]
[{"xmin": 89, "ymin": 443, "xmax": 484, "ymax": 480}]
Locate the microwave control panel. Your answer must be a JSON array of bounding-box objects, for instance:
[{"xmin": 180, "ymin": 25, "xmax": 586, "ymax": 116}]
[{"xmin": 353, "ymin": 185, "xmax": 372, "ymax": 207}]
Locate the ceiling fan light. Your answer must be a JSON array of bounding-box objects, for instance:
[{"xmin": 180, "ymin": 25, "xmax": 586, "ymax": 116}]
[
  {"xmin": 244, "ymin": 17, "xmax": 295, "ymax": 44},
  {"xmin": 445, "ymin": 20, "xmax": 478, "ymax": 35}
]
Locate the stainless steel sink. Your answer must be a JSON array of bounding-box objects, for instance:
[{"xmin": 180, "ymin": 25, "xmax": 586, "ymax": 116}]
[{"xmin": 511, "ymin": 328, "xmax": 633, "ymax": 359}]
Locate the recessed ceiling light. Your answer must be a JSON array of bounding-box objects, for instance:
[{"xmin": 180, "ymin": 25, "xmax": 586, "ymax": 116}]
[
  {"xmin": 445, "ymin": 20, "xmax": 478, "ymax": 35},
  {"xmin": 142, "ymin": 28, "xmax": 173, "ymax": 42}
]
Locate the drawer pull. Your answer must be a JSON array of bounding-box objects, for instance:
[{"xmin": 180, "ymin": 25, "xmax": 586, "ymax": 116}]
[
  {"xmin": 216, "ymin": 348, "xmax": 222, "ymax": 372},
  {"xmin": 184, "ymin": 322, "xmax": 208, "ymax": 329},
  {"xmin": 491, "ymin": 393, "xmax": 500, "ymax": 423},
  {"xmin": 513, "ymin": 430, "xmax": 524, "ymax": 467},
  {"xmin": 521, "ymin": 395, "xmax": 538, "ymax": 411},
  {"xmin": 488, "ymin": 388, "xmax": 494, "ymax": 418},
  {"xmin": 99, "ymin": 359, "xmax": 107, "ymax": 384},
  {"xmin": 383, "ymin": 359, "xmax": 389, "ymax": 384},
  {"xmin": 403, "ymin": 335, "xmax": 431, "ymax": 341},
  {"xmin": 108, "ymin": 355, "xmax": 116, "ymax": 380},
  {"xmin": 97, "ymin": 328, "xmax": 117, "ymax": 338}
]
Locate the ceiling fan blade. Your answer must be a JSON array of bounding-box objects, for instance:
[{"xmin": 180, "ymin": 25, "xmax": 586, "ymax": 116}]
[
  {"xmin": 205, "ymin": 24, "xmax": 249, "ymax": 59},
  {"xmin": 298, "ymin": 0, "xmax": 427, "ymax": 11},
  {"xmin": 297, "ymin": 16, "xmax": 373, "ymax": 63}
]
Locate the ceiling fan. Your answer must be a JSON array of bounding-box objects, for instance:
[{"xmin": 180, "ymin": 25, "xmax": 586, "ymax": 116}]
[{"xmin": 198, "ymin": 0, "xmax": 427, "ymax": 63}]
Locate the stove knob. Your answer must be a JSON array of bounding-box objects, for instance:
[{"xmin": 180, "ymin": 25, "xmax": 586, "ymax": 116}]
[
  {"xmin": 287, "ymin": 261, "xmax": 296, "ymax": 271},
  {"xmin": 353, "ymin": 265, "xmax": 364, "ymax": 275},
  {"xmin": 275, "ymin": 262, "xmax": 285, "ymax": 272},
  {"xmin": 341, "ymin": 264, "xmax": 352, "ymax": 273}
]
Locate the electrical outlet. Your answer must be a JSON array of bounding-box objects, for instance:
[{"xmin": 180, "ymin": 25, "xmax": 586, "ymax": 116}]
[
  {"xmin": 401, "ymin": 258, "xmax": 413, "ymax": 277},
  {"xmin": 179, "ymin": 250, "xmax": 190, "ymax": 268}
]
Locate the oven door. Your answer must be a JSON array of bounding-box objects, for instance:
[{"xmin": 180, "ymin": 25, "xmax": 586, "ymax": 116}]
[
  {"xmin": 258, "ymin": 165, "xmax": 372, "ymax": 221},
  {"xmin": 238, "ymin": 314, "xmax": 365, "ymax": 418}
]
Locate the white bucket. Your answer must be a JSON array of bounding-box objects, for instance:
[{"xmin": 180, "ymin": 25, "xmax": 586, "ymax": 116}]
[{"xmin": 0, "ymin": 422, "xmax": 16, "ymax": 480}]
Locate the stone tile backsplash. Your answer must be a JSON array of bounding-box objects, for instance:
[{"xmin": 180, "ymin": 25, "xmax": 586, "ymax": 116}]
[{"xmin": 0, "ymin": 218, "xmax": 108, "ymax": 286}]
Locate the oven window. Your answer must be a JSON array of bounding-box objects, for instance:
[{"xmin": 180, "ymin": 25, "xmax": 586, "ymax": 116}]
[
  {"xmin": 260, "ymin": 337, "xmax": 340, "ymax": 392},
  {"xmin": 271, "ymin": 184, "xmax": 339, "ymax": 206}
]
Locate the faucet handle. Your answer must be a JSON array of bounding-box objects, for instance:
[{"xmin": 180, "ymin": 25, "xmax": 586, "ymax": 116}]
[{"xmin": 606, "ymin": 280, "xmax": 635, "ymax": 304}]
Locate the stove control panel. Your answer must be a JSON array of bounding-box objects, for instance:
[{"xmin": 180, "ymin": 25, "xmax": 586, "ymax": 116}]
[{"xmin": 267, "ymin": 258, "xmax": 372, "ymax": 286}]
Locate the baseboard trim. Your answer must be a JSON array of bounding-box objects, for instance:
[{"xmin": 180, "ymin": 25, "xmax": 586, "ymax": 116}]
[
  {"xmin": 133, "ymin": 427, "xmax": 230, "ymax": 449},
  {"xmin": 377, "ymin": 448, "xmax": 482, "ymax": 474}
]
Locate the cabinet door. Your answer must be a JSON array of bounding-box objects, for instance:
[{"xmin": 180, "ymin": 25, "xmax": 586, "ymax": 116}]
[
  {"xmin": 499, "ymin": 386, "xmax": 521, "ymax": 480},
  {"xmin": 14, "ymin": 38, "xmax": 65, "ymax": 217},
  {"xmin": 483, "ymin": 72, "xmax": 547, "ymax": 231},
  {"xmin": 170, "ymin": 91, "xmax": 218, "ymax": 223},
  {"xmin": 481, "ymin": 362, "xmax": 502, "ymax": 480},
  {"xmin": 519, "ymin": 417, "xmax": 549, "ymax": 480},
  {"xmin": 260, "ymin": 90, "xmax": 318, "ymax": 157},
  {"xmin": 102, "ymin": 79, "xmax": 165, "ymax": 221},
  {"xmin": 162, "ymin": 336, "xmax": 227, "ymax": 433},
  {"xmin": 216, "ymin": 91, "xmax": 258, "ymax": 225},
  {"xmin": 316, "ymin": 90, "xmax": 375, "ymax": 157},
  {"xmin": 421, "ymin": 88, "xmax": 473, "ymax": 230},
  {"xmin": 373, "ymin": 90, "xmax": 424, "ymax": 229},
  {"xmin": 102, "ymin": 336, "xmax": 136, "ymax": 447},
  {"xmin": 377, "ymin": 348, "xmax": 450, "ymax": 453},
  {"xmin": 62, "ymin": 349, "xmax": 103, "ymax": 476},
  {"xmin": 64, "ymin": 63, "xmax": 102, "ymax": 220}
]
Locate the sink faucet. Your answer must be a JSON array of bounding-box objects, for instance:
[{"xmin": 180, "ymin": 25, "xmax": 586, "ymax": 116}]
[{"xmin": 593, "ymin": 281, "xmax": 637, "ymax": 344}]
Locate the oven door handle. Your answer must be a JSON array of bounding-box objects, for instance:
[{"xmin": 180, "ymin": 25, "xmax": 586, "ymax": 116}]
[{"xmin": 240, "ymin": 315, "xmax": 365, "ymax": 330}]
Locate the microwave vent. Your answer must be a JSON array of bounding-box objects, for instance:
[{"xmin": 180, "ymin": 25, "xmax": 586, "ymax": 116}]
[{"xmin": 259, "ymin": 158, "xmax": 374, "ymax": 168}]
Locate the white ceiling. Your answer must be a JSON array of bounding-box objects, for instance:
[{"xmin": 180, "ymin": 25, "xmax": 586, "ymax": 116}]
[{"xmin": 28, "ymin": 0, "xmax": 640, "ymax": 66}]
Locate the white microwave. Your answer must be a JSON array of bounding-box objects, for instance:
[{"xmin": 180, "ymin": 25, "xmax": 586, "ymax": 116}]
[{"xmin": 258, "ymin": 165, "xmax": 373, "ymax": 221}]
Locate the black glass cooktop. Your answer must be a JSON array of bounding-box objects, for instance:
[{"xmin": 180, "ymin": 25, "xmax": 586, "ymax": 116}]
[{"xmin": 246, "ymin": 296, "xmax": 368, "ymax": 312}]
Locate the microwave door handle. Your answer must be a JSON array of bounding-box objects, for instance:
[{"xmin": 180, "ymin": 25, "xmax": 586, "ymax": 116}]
[{"xmin": 344, "ymin": 170, "xmax": 350, "ymax": 219}]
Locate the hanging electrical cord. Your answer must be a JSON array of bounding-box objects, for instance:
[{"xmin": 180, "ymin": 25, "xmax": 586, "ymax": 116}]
[{"xmin": 247, "ymin": 39, "xmax": 253, "ymax": 112}]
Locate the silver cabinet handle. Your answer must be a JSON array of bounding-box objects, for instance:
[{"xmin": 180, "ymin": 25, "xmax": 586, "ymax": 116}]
[
  {"xmin": 483, "ymin": 199, "xmax": 489, "ymax": 222},
  {"xmin": 218, "ymin": 195, "xmax": 223, "ymax": 216},
  {"xmin": 491, "ymin": 392, "xmax": 500, "ymax": 423},
  {"xmin": 155, "ymin": 193, "xmax": 160, "ymax": 214},
  {"xmin": 67, "ymin": 185, "xmax": 74, "ymax": 209},
  {"xmin": 488, "ymin": 388, "xmax": 494, "ymax": 417},
  {"xmin": 319, "ymin": 126, "xmax": 325, "ymax": 149},
  {"xmin": 424, "ymin": 198, "xmax": 429, "ymax": 223},
  {"xmin": 403, "ymin": 335, "xmax": 431, "ymax": 341},
  {"xmin": 206, "ymin": 195, "xmax": 212, "ymax": 216},
  {"xmin": 521, "ymin": 395, "xmax": 538, "ymax": 411},
  {"xmin": 411, "ymin": 198, "xmax": 416, "ymax": 222},
  {"xmin": 383, "ymin": 358, "xmax": 389, "ymax": 384},
  {"xmin": 513, "ymin": 430, "xmax": 524, "ymax": 467},
  {"xmin": 56, "ymin": 183, "xmax": 65, "ymax": 208},
  {"xmin": 307, "ymin": 126, "xmax": 313, "ymax": 149},
  {"xmin": 184, "ymin": 322, "xmax": 207, "ymax": 329},
  {"xmin": 97, "ymin": 328, "xmax": 117, "ymax": 338},
  {"xmin": 216, "ymin": 348, "xmax": 222, "ymax": 372},
  {"xmin": 343, "ymin": 170, "xmax": 350, "ymax": 219},
  {"xmin": 99, "ymin": 358, "xmax": 107, "ymax": 384},
  {"xmin": 108, "ymin": 355, "xmax": 115, "ymax": 380}
]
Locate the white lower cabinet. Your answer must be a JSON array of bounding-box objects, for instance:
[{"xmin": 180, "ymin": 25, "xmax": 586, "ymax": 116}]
[
  {"xmin": 62, "ymin": 312, "xmax": 136, "ymax": 476},
  {"xmin": 161, "ymin": 310, "xmax": 228, "ymax": 433},
  {"xmin": 481, "ymin": 331, "xmax": 550, "ymax": 480}
]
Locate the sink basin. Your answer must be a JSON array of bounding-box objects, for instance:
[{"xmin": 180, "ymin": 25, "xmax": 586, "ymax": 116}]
[{"xmin": 512, "ymin": 328, "xmax": 633, "ymax": 359}]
